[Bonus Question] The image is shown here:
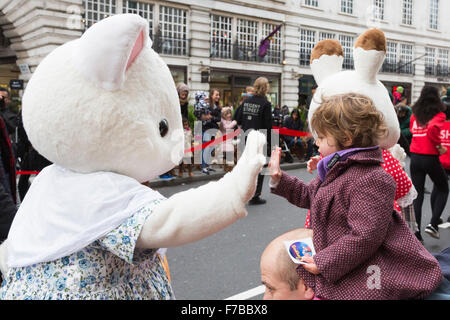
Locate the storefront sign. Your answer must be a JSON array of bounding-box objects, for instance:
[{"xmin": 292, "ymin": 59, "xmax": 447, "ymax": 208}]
[{"xmin": 10, "ymin": 79, "xmax": 24, "ymax": 90}]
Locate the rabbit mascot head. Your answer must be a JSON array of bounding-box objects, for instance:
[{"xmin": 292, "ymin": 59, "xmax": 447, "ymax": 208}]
[
  {"xmin": 23, "ymin": 14, "xmax": 184, "ymax": 182},
  {"xmin": 308, "ymin": 28, "xmax": 400, "ymax": 150}
]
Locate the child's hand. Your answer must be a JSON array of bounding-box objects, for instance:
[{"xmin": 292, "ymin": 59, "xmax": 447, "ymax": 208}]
[
  {"xmin": 268, "ymin": 147, "xmax": 282, "ymax": 185},
  {"xmin": 307, "ymin": 156, "xmax": 320, "ymax": 174},
  {"xmin": 301, "ymin": 256, "xmax": 320, "ymax": 275}
]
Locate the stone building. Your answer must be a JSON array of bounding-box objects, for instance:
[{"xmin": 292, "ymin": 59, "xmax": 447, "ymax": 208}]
[{"xmin": 1, "ymin": 0, "xmax": 449, "ymax": 107}]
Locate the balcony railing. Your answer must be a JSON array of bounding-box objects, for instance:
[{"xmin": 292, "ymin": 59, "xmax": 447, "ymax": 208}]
[
  {"xmin": 152, "ymin": 36, "xmax": 189, "ymax": 56},
  {"xmin": 381, "ymin": 61, "xmax": 415, "ymax": 75},
  {"xmin": 300, "ymin": 51, "xmax": 354, "ymax": 70},
  {"xmin": 425, "ymin": 64, "xmax": 450, "ymax": 78},
  {"xmin": 210, "ymin": 41, "xmax": 282, "ymax": 65}
]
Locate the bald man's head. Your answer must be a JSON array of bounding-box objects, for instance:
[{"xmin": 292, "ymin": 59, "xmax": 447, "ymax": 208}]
[{"xmin": 260, "ymin": 228, "xmax": 314, "ymax": 300}]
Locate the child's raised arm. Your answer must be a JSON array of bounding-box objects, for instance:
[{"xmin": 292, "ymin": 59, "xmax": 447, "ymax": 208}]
[{"xmin": 269, "ymin": 147, "xmax": 319, "ymax": 209}]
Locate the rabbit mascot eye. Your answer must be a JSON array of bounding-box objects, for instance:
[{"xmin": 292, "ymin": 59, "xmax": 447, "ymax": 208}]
[
  {"xmin": 305, "ymin": 28, "xmax": 417, "ymax": 229},
  {"xmin": 0, "ymin": 14, "xmax": 267, "ymax": 300}
]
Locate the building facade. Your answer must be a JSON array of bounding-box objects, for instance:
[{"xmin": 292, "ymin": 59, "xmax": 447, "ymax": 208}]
[{"xmin": 1, "ymin": 0, "xmax": 450, "ymax": 107}]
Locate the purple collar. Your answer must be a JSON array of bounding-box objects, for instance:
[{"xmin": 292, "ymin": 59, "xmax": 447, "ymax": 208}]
[{"xmin": 317, "ymin": 146, "xmax": 379, "ymax": 181}]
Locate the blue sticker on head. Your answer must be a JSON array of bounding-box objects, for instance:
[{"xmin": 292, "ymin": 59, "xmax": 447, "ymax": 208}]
[{"xmin": 288, "ymin": 242, "xmax": 313, "ymax": 261}]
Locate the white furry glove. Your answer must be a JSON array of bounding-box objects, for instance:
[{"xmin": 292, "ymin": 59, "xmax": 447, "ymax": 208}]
[
  {"xmin": 136, "ymin": 130, "xmax": 267, "ymax": 249},
  {"xmin": 228, "ymin": 130, "xmax": 267, "ymax": 203}
]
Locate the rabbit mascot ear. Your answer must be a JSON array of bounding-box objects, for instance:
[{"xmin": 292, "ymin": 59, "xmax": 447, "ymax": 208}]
[
  {"xmin": 22, "ymin": 14, "xmax": 184, "ymax": 183},
  {"xmin": 308, "ymin": 28, "xmax": 400, "ymax": 150}
]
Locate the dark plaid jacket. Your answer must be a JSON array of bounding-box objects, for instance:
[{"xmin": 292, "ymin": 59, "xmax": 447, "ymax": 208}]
[{"xmin": 271, "ymin": 147, "xmax": 442, "ymax": 300}]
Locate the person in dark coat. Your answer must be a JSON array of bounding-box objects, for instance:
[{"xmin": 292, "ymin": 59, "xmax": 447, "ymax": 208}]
[
  {"xmin": 236, "ymin": 77, "xmax": 272, "ymax": 205},
  {"xmin": 282, "ymin": 109, "xmax": 305, "ymax": 159},
  {"xmin": 16, "ymin": 110, "xmax": 52, "ymax": 201},
  {"xmin": 0, "ymin": 114, "xmax": 16, "ymax": 243}
]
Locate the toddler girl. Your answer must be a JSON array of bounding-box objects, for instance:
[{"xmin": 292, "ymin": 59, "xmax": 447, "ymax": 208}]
[
  {"xmin": 268, "ymin": 93, "xmax": 442, "ymax": 300},
  {"xmin": 219, "ymin": 107, "xmax": 237, "ymax": 172}
]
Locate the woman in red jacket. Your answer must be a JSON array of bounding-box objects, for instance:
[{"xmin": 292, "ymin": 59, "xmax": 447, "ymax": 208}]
[{"xmin": 410, "ymin": 86, "xmax": 448, "ymax": 240}]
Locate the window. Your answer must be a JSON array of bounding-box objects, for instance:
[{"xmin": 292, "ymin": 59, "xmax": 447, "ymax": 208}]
[
  {"xmin": 399, "ymin": 44, "xmax": 413, "ymax": 74},
  {"xmin": 429, "ymin": 0, "xmax": 439, "ymax": 30},
  {"xmin": 402, "ymin": 0, "xmax": 413, "ymax": 25},
  {"xmin": 340, "ymin": 0, "xmax": 353, "ymax": 14},
  {"xmin": 83, "ymin": 0, "xmax": 116, "ymax": 29},
  {"xmin": 123, "ymin": 1, "xmax": 153, "ymax": 36},
  {"xmin": 158, "ymin": 6, "xmax": 188, "ymax": 56},
  {"xmin": 437, "ymin": 48, "xmax": 449, "ymax": 77},
  {"xmin": 373, "ymin": 0, "xmax": 384, "ymax": 20},
  {"xmin": 339, "ymin": 34, "xmax": 354, "ymax": 70},
  {"xmin": 299, "ymin": 29, "xmax": 316, "ymax": 66},
  {"xmin": 384, "ymin": 42, "xmax": 398, "ymax": 73},
  {"xmin": 236, "ymin": 18, "xmax": 258, "ymax": 61},
  {"xmin": 425, "ymin": 47, "xmax": 436, "ymax": 75},
  {"xmin": 304, "ymin": 0, "xmax": 318, "ymax": 7},
  {"xmin": 210, "ymin": 15, "xmax": 233, "ymax": 59},
  {"xmin": 319, "ymin": 32, "xmax": 336, "ymax": 41},
  {"xmin": 262, "ymin": 23, "xmax": 282, "ymax": 64},
  {"xmin": 382, "ymin": 42, "xmax": 414, "ymax": 74}
]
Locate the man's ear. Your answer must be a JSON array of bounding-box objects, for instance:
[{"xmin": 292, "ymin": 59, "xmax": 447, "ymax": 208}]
[{"xmin": 297, "ymin": 278, "xmax": 315, "ymax": 300}]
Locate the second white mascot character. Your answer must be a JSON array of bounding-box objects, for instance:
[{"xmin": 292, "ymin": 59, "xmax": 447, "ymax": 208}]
[{"xmin": 0, "ymin": 14, "xmax": 266, "ymax": 300}]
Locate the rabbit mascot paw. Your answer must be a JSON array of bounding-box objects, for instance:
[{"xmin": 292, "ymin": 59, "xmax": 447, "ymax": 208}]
[
  {"xmin": 0, "ymin": 14, "xmax": 266, "ymax": 300},
  {"xmin": 304, "ymin": 28, "xmax": 417, "ymax": 229}
]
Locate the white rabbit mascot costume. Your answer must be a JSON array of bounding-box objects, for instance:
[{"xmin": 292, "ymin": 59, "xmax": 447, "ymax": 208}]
[
  {"xmin": 0, "ymin": 14, "xmax": 266, "ymax": 300},
  {"xmin": 304, "ymin": 29, "xmax": 417, "ymax": 230}
]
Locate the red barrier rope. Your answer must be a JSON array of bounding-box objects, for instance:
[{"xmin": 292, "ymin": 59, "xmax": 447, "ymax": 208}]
[
  {"xmin": 16, "ymin": 127, "xmax": 311, "ymax": 175},
  {"xmin": 272, "ymin": 126, "xmax": 312, "ymax": 138}
]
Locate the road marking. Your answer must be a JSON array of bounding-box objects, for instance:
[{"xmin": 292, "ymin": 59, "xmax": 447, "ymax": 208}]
[{"xmin": 224, "ymin": 285, "xmax": 265, "ymax": 300}]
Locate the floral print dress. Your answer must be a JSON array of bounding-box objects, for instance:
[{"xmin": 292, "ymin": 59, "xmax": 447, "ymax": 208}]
[{"xmin": 0, "ymin": 199, "xmax": 174, "ymax": 300}]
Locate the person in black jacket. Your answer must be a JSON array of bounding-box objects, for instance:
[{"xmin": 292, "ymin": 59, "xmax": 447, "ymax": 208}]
[
  {"xmin": 236, "ymin": 77, "xmax": 272, "ymax": 205},
  {"xmin": 0, "ymin": 113, "xmax": 16, "ymax": 245},
  {"xmin": 16, "ymin": 110, "xmax": 52, "ymax": 201}
]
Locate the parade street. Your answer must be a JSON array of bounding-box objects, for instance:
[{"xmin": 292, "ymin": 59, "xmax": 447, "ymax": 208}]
[{"xmin": 162, "ymin": 162, "xmax": 450, "ymax": 300}]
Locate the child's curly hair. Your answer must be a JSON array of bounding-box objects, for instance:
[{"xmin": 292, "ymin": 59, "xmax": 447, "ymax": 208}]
[{"xmin": 311, "ymin": 93, "xmax": 388, "ymax": 150}]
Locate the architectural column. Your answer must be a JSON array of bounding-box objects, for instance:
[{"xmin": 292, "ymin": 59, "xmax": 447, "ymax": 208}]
[
  {"xmin": 281, "ymin": 21, "xmax": 300, "ymax": 108},
  {"xmin": 188, "ymin": 5, "xmax": 211, "ymax": 95},
  {"xmin": 0, "ymin": 0, "xmax": 83, "ymax": 82},
  {"xmin": 412, "ymin": 43, "xmax": 426, "ymax": 103}
]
